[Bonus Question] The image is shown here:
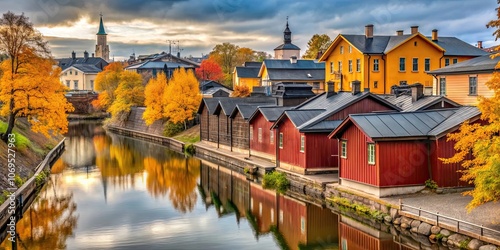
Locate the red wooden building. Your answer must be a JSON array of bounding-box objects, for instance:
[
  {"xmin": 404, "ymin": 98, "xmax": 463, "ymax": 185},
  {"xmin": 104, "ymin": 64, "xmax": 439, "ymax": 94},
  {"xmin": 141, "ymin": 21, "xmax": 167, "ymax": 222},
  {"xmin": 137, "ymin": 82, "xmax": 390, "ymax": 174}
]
[
  {"xmin": 329, "ymin": 106, "xmax": 480, "ymax": 197},
  {"xmin": 270, "ymin": 88, "xmax": 400, "ymax": 174}
]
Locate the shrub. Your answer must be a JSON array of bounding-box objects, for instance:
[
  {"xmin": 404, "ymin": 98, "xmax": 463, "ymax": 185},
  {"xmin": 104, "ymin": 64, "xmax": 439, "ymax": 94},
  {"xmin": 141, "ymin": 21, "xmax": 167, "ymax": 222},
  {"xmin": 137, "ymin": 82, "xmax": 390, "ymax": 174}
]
[
  {"xmin": 262, "ymin": 171, "xmax": 289, "ymax": 194},
  {"xmin": 435, "ymin": 233, "xmax": 444, "ymax": 240},
  {"xmin": 0, "ymin": 121, "xmax": 31, "ymax": 150},
  {"xmin": 35, "ymin": 172, "xmax": 47, "ymax": 186},
  {"xmin": 163, "ymin": 121, "xmax": 184, "ymax": 137},
  {"xmin": 425, "ymin": 179, "xmax": 438, "ymax": 190},
  {"xmin": 14, "ymin": 175, "xmax": 25, "ymax": 187},
  {"xmin": 184, "ymin": 144, "xmax": 195, "ymax": 156}
]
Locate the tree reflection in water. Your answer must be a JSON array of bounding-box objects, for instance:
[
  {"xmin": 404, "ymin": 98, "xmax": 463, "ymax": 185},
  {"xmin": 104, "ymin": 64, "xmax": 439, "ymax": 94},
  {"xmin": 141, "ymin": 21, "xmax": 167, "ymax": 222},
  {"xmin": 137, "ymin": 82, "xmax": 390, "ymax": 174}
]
[{"xmin": 0, "ymin": 177, "xmax": 78, "ymax": 250}]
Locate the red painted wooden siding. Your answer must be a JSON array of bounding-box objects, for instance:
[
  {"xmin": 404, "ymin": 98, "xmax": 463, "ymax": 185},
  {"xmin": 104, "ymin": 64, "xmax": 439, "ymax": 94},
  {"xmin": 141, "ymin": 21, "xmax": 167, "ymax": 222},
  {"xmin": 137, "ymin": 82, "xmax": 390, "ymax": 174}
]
[
  {"xmin": 326, "ymin": 97, "xmax": 394, "ymax": 121},
  {"xmin": 278, "ymin": 117, "xmax": 305, "ymax": 167},
  {"xmin": 340, "ymin": 125, "xmax": 378, "ymax": 186},
  {"xmin": 431, "ymin": 137, "xmax": 471, "ymax": 187},
  {"xmin": 249, "ymin": 112, "xmax": 276, "ymax": 156},
  {"xmin": 305, "ymin": 133, "xmax": 338, "ymax": 168},
  {"xmin": 378, "ymin": 141, "xmax": 430, "ymax": 187}
]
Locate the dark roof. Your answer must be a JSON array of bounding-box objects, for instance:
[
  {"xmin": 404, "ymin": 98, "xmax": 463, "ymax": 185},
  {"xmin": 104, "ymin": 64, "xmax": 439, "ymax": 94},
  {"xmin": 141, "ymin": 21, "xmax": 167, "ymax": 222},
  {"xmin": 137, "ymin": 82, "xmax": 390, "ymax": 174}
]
[
  {"xmin": 301, "ymin": 120, "xmax": 343, "ymax": 132},
  {"xmin": 230, "ymin": 104, "xmax": 275, "ymax": 120},
  {"xmin": 56, "ymin": 57, "xmax": 108, "ymax": 71},
  {"xmin": 274, "ymin": 43, "xmax": 301, "ymax": 50},
  {"xmin": 70, "ymin": 64, "xmax": 102, "ymax": 73},
  {"xmin": 200, "ymin": 80, "xmax": 228, "ymax": 90},
  {"xmin": 236, "ymin": 67, "xmax": 261, "ymax": 78},
  {"xmin": 430, "ymin": 37, "xmax": 489, "ymax": 56},
  {"xmin": 342, "ymin": 35, "xmax": 391, "ymax": 54},
  {"xmin": 197, "ymin": 98, "xmax": 222, "ymax": 115},
  {"xmin": 272, "ymin": 83, "xmax": 316, "ymax": 99},
  {"xmin": 277, "ymin": 109, "xmax": 326, "ymax": 128},
  {"xmin": 335, "ymin": 107, "xmax": 480, "ymax": 140},
  {"xmin": 266, "ymin": 69, "xmax": 324, "ymax": 81},
  {"xmin": 136, "ymin": 52, "xmax": 200, "ymax": 67},
  {"xmin": 215, "ymin": 97, "xmax": 277, "ymax": 116},
  {"xmin": 294, "ymin": 91, "xmax": 401, "ymax": 132},
  {"xmin": 263, "ymin": 59, "xmax": 324, "ymax": 69},
  {"xmin": 255, "ymin": 106, "xmax": 292, "ymax": 122},
  {"xmin": 379, "ymin": 95, "xmax": 461, "ymax": 111},
  {"xmin": 428, "ymin": 54, "xmax": 500, "ymax": 75},
  {"xmin": 126, "ymin": 61, "xmax": 195, "ymax": 70},
  {"xmin": 202, "ymin": 87, "xmax": 232, "ymax": 97},
  {"xmin": 244, "ymin": 62, "xmax": 262, "ymax": 67}
]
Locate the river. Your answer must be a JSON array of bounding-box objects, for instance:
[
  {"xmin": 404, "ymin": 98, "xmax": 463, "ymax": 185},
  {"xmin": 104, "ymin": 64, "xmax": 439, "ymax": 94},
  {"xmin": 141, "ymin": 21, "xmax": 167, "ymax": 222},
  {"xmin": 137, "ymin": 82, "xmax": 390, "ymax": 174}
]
[{"xmin": 1, "ymin": 121, "xmax": 416, "ymax": 250}]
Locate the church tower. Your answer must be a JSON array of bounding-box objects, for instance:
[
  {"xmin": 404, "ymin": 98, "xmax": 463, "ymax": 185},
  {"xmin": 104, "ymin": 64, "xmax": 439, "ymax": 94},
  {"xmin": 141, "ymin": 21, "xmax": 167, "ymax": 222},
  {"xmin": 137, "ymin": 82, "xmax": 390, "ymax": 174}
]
[
  {"xmin": 95, "ymin": 14, "xmax": 110, "ymax": 61},
  {"xmin": 274, "ymin": 18, "xmax": 301, "ymax": 59}
]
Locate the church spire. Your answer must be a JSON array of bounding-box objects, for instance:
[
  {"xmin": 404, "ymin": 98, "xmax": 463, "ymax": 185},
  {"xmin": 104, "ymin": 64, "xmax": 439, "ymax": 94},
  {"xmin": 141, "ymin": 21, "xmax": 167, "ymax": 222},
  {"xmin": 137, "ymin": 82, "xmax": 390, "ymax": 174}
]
[
  {"xmin": 97, "ymin": 13, "xmax": 107, "ymax": 35},
  {"xmin": 283, "ymin": 16, "xmax": 291, "ymax": 44}
]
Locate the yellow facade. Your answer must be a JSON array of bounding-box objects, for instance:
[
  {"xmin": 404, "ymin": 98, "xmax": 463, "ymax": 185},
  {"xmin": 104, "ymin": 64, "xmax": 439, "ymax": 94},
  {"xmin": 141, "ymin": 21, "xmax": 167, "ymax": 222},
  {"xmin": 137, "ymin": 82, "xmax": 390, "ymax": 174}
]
[
  {"xmin": 60, "ymin": 67, "xmax": 98, "ymax": 91},
  {"xmin": 437, "ymin": 73, "xmax": 494, "ymax": 106}
]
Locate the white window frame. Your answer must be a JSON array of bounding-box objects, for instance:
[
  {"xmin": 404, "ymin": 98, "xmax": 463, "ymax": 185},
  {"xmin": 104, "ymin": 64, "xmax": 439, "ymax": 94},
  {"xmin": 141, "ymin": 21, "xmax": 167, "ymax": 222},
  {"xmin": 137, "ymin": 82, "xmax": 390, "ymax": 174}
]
[
  {"xmin": 270, "ymin": 130, "xmax": 274, "ymax": 144},
  {"xmin": 341, "ymin": 140, "xmax": 347, "ymax": 158},
  {"xmin": 250, "ymin": 125, "xmax": 253, "ymax": 140},
  {"xmin": 373, "ymin": 59, "xmax": 379, "ymax": 72},
  {"xmin": 258, "ymin": 128, "xmax": 262, "ymax": 143},
  {"xmin": 399, "ymin": 58, "xmax": 406, "ymax": 72},
  {"xmin": 348, "ymin": 60, "xmax": 352, "ymax": 73},
  {"xmin": 279, "ymin": 133, "xmax": 283, "ymax": 149},
  {"xmin": 356, "ymin": 59, "xmax": 361, "ymax": 72},
  {"xmin": 368, "ymin": 143, "xmax": 375, "ymax": 165},
  {"xmin": 300, "ymin": 135, "xmax": 305, "ymax": 152}
]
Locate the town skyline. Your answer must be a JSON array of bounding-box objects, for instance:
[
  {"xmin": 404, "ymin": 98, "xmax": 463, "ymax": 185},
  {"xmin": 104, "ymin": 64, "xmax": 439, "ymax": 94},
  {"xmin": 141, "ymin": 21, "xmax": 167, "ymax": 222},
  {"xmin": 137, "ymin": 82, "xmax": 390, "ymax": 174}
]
[{"xmin": 0, "ymin": 0, "xmax": 498, "ymax": 61}]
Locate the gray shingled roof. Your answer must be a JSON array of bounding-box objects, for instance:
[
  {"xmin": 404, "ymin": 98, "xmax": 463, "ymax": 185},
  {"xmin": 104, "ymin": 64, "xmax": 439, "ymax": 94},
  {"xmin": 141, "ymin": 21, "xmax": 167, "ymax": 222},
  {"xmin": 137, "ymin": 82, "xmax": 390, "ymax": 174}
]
[
  {"xmin": 429, "ymin": 54, "xmax": 500, "ymax": 75},
  {"xmin": 266, "ymin": 69, "xmax": 324, "ymax": 81},
  {"xmin": 379, "ymin": 95, "xmax": 460, "ymax": 111},
  {"xmin": 215, "ymin": 97, "xmax": 277, "ymax": 116},
  {"xmin": 231, "ymin": 104, "xmax": 275, "ymax": 120},
  {"xmin": 71, "ymin": 64, "xmax": 102, "ymax": 73},
  {"xmin": 56, "ymin": 57, "xmax": 108, "ymax": 71},
  {"xmin": 249, "ymin": 106, "xmax": 292, "ymax": 123},
  {"xmin": 431, "ymin": 37, "xmax": 489, "ymax": 56},
  {"xmin": 244, "ymin": 62, "xmax": 262, "ymax": 67},
  {"xmin": 301, "ymin": 120, "xmax": 343, "ymax": 132},
  {"xmin": 127, "ymin": 61, "xmax": 195, "ymax": 70},
  {"xmin": 263, "ymin": 59, "xmax": 325, "ymax": 69},
  {"xmin": 236, "ymin": 67, "xmax": 261, "ymax": 78},
  {"xmin": 202, "ymin": 87, "xmax": 232, "ymax": 96},
  {"xmin": 197, "ymin": 98, "xmax": 222, "ymax": 115},
  {"xmin": 279, "ymin": 109, "xmax": 325, "ymax": 128},
  {"xmin": 384, "ymin": 35, "xmax": 413, "ymax": 53},
  {"xmin": 345, "ymin": 107, "xmax": 480, "ymax": 139},
  {"xmin": 274, "ymin": 43, "xmax": 301, "ymax": 50},
  {"xmin": 342, "ymin": 35, "xmax": 391, "ymax": 54}
]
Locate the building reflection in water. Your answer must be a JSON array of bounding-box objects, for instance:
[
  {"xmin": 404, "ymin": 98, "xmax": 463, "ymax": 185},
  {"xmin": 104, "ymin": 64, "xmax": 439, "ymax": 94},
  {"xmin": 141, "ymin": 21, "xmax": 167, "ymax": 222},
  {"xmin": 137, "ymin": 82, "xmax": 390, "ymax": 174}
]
[{"xmin": 199, "ymin": 160, "xmax": 339, "ymax": 250}]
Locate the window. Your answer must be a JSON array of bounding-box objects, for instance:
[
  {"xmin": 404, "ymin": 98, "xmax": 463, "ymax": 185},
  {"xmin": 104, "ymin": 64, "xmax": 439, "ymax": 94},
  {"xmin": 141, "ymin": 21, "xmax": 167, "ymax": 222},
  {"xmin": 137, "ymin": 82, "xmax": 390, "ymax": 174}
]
[
  {"xmin": 469, "ymin": 76, "xmax": 477, "ymax": 95},
  {"xmin": 399, "ymin": 80, "xmax": 407, "ymax": 85},
  {"xmin": 453, "ymin": 58, "xmax": 458, "ymax": 64},
  {"xmin": 348, "ymin": 60, "xmax": 352, "ymax": 73},
  {"xmin": 73, "ymin": 80, "xmax": 78, "ymax": 90},
  {"xmin": 338, "ymin": 61, "xmax": 342, "ymax": 73},
  {"xmin": 439, "ymin": 77, "xmax": 446, "ymax": 96},
  {"xmin": 399, "ymin": 58, "xmax": 406, "ymax": 71},
  {"xmin": 90, "ymin": 80, "xmax": 94, "ymax": 90},
  {"xmin": 330, "ymin": 62, "xmax": 334, "ymax": 74},
  {"xmin": 250, "ymin": 125, "xmax": 253, "ymax": 140},
  {"xmin": 341, "ymin": 140, "xmax": 347, "ymax": 158},
  {"xmin": 424, "ymin": 58, "xmax": 430, "ymax": 72},
  {"xmin": 368, "ymin": 143, "xmax": 375, "ymax": 165},
  {"xmin": 340, "ymin": 46, "xmax": 344, "ymax": 54},
  {"xmin": 301, "ymin": 216, "xmax": 306, "ymax": 234},
  {"xmin": 373, "ymin": 59, "xmax": 379, "ymax": 71},
  {"xmin": 300, "ymin": 135, "xmax": 305, "ymax": 152},
  {"xmin": 258, "ymin": 128, "xmax": 262, "ymax": 143},
  {"xmin": 412, "ymin": 58, "xmax": 418, "ymax": 72},
  {"xmin": 374, "ymin": 81, "xmax": 378, "ymax": 88},
  {"xmin": 279, "ymin": 210, "xmax": 283, "ymax": 224},
  {"xmin": 356, "ymin": 59, "xmax": 361, "ymax": 72},
  {"xmin": 445, "ymin": 58, "xmax": 450, "ymax": 66},
  {"xmin": 348, "ymin": 45, "xmax": 352, "ymax": 53},
  {"xmin": 75, "ymin": 70, "xmax": 78, "ymax": 75},
  {"xmin": 66, "ymin": 80, "xmax": 70, "ymax": 88},
  {"xmin": 270, "ymin": 130, "xmax": 274, "ymax": 144},
  {"xmin": 69, "ymin": 70, "xmax": 72, "ymax": 75},
  {"xmin": 279, "ymin": 133, "xmax": 283, "ymax": 149}
]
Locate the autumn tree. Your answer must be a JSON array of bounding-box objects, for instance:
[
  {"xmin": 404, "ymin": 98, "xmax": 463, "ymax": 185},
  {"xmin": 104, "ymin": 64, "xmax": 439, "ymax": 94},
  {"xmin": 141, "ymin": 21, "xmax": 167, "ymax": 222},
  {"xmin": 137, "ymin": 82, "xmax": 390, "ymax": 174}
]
[
  {"xmin": 0, "ymin": 12, "xmax": 73, "ymax": 141},
  {"xmin": 108, "ymin": 70, "xmax": 144, "ymax": 121},
  {"xmin": 302, "ymin": 34, "xmax": 331, "ymax": 59},
  {"xmin": 442, "ymin": 5, "xmax": 500, "ymax": 211},
  {"xmin": 195, "ymin": 58, "xmax": 224, "ymax": 82},
  {"xmin": 143, "ymin": 72, "xmax": 167, "ymax": 125},
  {"xmin": 163, "ymin": 68, "xmax": 201, "ymax": 130},
  {"xmin": 231, "ymin": 85, "xmax": 251, "ymax": 97},
  {"xmin": 92, "ymin": 62, "xmax": 123, "ymax": 110},
  {"xmin": 209, "ymin": 43, "xmax": 257, "ymax": 87}
]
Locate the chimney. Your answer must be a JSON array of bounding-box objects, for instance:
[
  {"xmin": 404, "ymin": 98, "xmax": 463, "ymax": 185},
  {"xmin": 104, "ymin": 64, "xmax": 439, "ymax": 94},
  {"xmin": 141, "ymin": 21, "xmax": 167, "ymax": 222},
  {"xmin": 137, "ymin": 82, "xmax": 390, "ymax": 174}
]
[
  {"xmin": 365, "ymin": 24, "xmax": 374, "ymax": 38},
  {"xmin": 477, "ymin": 41, "xmax": 483, "ymax": 49},
  {"xmin": 396, "ymin": 30, "xmax": 403, "ymax": 36},
  {"xmin": 316, "ymin": 50, "xmax": 323, "ymax": 59},
  {"xmin": 84, "ymin": 50, "xmax": 89, "ymax": 59},
  {"xmin": 177, "ymin": 52, "xmax": 181, "ymax": 58},
  {"xmin": 326, "ymin": 81, "xmax": 336, "ymax": 97},
  {"xmin": 352, "ymin": 80, "xmax": 361, "ymax": 95},
  {"xmin": 411, "ymin": 26, "xmax": 419, "ymax": 35},
  {"xmin": 71, "ymin": 51, "xmax": 76, "ymax": 59},
  {"xmin": 290, "ymin": 56, "xmax": 297, "ymax": 64},
  {"xmin": 432, "ymin": 29, "xmax": 438, "ymax": 41},
  {"xmin": 92, "ymin": 53, "xmax": 95, "ymax": 58},
  {"xmin": 411, "ymin": 83, "xmax": 424, "ymax": 102},
  {"xmin": 364, "ymin": 88, "xmax": 370, "ymax": 93}
]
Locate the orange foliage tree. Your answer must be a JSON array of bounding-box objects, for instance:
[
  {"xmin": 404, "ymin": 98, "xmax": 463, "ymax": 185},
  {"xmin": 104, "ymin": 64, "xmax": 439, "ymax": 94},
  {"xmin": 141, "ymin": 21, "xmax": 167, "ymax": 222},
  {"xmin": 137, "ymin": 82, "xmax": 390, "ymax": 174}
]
[
  {"xmin": 92, "ymin": 62, "xmax": 123, "ymax": 111},
  {"xmin": 107, "ymin": 70, "xmax": 144, "ymax": 121},
  {"xmin": 163, "ymin": 68, "xmax": 201, "ymax": 130},
  {"xmin": 442, "ymin": 3, "xmax": 500, "ymax": 211},
  {"xmin": 0, "ymin": 12, "xmax": 73, "ymax": 141},
  {"xmin": 143, "ymin": 72, "xmax": 167, "ymax": 125},
  {"xmin": 195, "ymin": 58, "xmax": 224, "ymax": 82},
  {"xmin": 231, "ymin": 85, "xmax": 251, "ymax": 97}
]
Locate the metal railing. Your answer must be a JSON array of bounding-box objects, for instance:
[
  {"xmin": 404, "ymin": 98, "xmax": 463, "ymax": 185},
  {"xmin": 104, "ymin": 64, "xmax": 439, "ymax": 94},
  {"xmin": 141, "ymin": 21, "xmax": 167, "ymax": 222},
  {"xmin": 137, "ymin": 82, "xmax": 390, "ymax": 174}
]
[{"xmin": 400, "ymin": 201, "xmax": 500, "ymax": 244}]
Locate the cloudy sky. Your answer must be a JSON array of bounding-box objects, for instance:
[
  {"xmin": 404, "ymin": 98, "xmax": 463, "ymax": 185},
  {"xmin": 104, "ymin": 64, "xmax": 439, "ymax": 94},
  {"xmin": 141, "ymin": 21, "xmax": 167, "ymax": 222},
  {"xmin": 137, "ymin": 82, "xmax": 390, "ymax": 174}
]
[{"xmin": 1, "ymin": 0, "xmax": 498, "ymax": 61}]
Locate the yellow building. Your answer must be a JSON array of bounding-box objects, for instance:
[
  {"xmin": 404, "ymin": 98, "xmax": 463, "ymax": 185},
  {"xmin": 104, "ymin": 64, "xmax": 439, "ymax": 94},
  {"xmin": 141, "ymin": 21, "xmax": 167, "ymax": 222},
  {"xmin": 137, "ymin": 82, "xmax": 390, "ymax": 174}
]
[
  {"xmin": 61, "ymin": 64, "xmax": 101, "ymax": 91},
  {"xmin": 319, "ymin": 25, "xmax": 488, "ymax": 94},
  {"xmin": 233, "ymin": 62, "xmax": 262, "ymax": 89},
  {"xmin": 428, "ymin": 54, "xmax": 497, "ymax": 105}
]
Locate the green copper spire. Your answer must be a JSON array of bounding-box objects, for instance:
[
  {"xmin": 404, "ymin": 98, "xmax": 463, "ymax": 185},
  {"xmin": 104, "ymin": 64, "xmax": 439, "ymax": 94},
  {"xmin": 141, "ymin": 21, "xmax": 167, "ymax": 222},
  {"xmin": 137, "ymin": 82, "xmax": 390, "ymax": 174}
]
[{"xmin": 97, "ymin": 14, "xmax": 107, "ymax": 35}]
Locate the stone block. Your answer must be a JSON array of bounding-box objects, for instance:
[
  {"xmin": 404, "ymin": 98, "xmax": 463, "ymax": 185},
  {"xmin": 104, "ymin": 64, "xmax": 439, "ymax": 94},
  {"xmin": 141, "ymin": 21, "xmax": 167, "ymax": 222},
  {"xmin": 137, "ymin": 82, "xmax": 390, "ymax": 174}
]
[
  {"xmin": 467, "ymin": 239, "xmax": 485, "ymax": 250},
  {"xmin": 401, "ymin": 223, "xmax": 410, "ymax": 229},
  {"xmin": 401, "ymin": 216, "xmax": 412, "ymax": 225},
  {"xmin": 478, "ymin": 245, "xmax": 499, "ymax": 250},
  {"xmin": 390, "ymin": 208, "xmax": 399, "ymax": 219},
  {"xmin": 430, "ymin": 226, "xmax": 441, "ymax": 235},
  {"xmin": 447, "ymin": 233, "xmax": 469, "ymax": 248},
  {"xmin": 439, "ymin": 229, "xmax": 451, "ymax": 237},
  {"xmin": 410, "ymin": 220, "xmax": 421, "ymax": 229},
  {"xmin": 417, "ymin": 222, "xmax": 432, "ymax": 236},
  {"xmin": 393, "ymin": 217, "xmax": 401, "ymax": 225},
  {"xmin": 384, "ymin": 215, "xmax": 393, "ymax": 223},
  {"xmin": 381, "ymin": 204, "xmax": 389, "ymax": 214}
]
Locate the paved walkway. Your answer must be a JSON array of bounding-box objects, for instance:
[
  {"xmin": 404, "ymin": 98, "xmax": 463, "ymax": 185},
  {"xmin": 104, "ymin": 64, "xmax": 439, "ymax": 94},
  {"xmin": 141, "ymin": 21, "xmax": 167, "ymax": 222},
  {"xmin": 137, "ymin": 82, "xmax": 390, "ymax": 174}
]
[{"xmin": 383, "ymin": 192, "xmax": 500, "ymax": 233}]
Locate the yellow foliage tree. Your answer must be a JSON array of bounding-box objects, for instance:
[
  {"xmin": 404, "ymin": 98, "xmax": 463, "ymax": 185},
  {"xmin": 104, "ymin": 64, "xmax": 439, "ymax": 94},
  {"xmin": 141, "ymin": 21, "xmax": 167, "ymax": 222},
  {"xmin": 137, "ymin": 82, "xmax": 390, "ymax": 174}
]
[
  {"xmin": 163, "ymin": 68, "xmax": 201, "ymax": 130},
  {"xmin": 231, "ymin": 85, "xmax": 251, "ymax": 97},
  {"xmin": 93, "ymin": 62, "xmax": 123, "ymax": 110},
  {"xmin": 442, "ymin": 4, "xmax": 500, "ymax": 210},
  {"xmin": 143, "ymin": 72, "xmax": 167, "ymax": 125},
  {"xmin": 108, "ymin": 70, "xmax": 144, "ymax": 121},
  {"xmin": 0, "ymin": 50, "xmax": 74, "ymax": 139}
]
